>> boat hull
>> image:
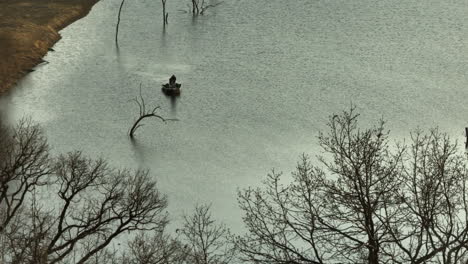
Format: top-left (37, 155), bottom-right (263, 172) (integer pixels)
top-left (161, 83), bottom-right (181, 96)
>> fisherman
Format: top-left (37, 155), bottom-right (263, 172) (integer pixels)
top-left (169, 75), bottom-right (176, 86)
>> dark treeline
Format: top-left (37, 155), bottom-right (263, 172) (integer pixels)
top-left (2, 108), bottom-right (468, 263)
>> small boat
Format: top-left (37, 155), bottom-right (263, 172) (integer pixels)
top-left (161, 83), bottom-right (181, 96)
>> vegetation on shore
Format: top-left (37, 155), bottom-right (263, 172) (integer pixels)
top-left (0, 0), bottom-right (99, 94)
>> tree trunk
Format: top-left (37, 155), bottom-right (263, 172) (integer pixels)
top-left (367, 241), bottom-right (379, 264)
top-left (162, 0), bottom-right (167, 25)
top-left (115, 0), bottom-right (126, 45)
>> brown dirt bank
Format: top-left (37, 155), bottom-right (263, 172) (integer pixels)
top-left (0, 0), bottom-right (99, 94)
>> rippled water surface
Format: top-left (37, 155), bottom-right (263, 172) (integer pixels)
top-left (2, 0), bottom-right (468, 229)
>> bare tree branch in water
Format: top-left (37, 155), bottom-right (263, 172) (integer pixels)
top-left (162, 0), bottom-right (169, 25)
top-left (191, 0), bottom-right (199, 14)
top-left (129, 84), bottom-right (177, 138)
top-left (236, 107), bottom-right (468, 264)
top-left (115, 0), bottom-right (126, 46)
top-left (200, 1), bottom-right (223, 15)
top-left (190, 0), bottom-right (223, 15)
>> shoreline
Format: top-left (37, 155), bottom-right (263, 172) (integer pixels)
top-left (0, 0), bottom-right (100, 95)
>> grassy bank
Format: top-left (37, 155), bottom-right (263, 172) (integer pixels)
top-left (0, 0), bottom-right (99, 94)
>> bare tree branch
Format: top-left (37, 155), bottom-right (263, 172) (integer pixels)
top-left (180, 204), bottom-right (237, 264)
top-left (236, 108), bottom-right (468, 264)
top-left (129, 85), bottom-right (177, 138)
top-left (0, 120), bottom-right (169, 263)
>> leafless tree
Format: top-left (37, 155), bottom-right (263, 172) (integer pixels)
top-left (180, 204), bottom-right (236, 264)
top-left (119, 231), bottom-right (187, 264)
top-left (382, 130), bottom-right (468, 263)
top-left (0, 119), bottom-right (170, 264)
top-left (0, 118), bottom-right (50, 234)
top-left (47, 153), bottom-right (168, 264)
top-left (129, 85), bottom-right (177, 138)
top-left (108, 204), bottom-right (235, 264)
top-left (2, 191), bottom-right (54, 264)
top-left (236, 107), bottom-right (468, 264)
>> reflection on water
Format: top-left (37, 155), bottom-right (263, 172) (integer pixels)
top-left (168, 95), bottom-right (179, 114)
top-left (129, 137), bottom-right (152, 168)
top-left (1, 0), bottom-right (468, 231)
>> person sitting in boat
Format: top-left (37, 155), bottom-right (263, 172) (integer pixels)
top-left (169, 75), bottom-right (176, 86)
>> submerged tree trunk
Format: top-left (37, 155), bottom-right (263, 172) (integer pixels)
top-left (115, 0), bottom-right (126, 45)
top-left (191, 0), bottom-right (199, 14)
top-left (162, 0), bottom-right (168, 25)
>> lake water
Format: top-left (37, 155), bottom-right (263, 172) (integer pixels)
top-left (1, 0), bottom-right (468, 231)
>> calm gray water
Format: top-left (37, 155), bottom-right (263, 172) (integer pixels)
top-left (1, 0), bottom-right (468, 230)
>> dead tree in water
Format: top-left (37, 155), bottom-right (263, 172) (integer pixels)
top-left (115, 0), bottom-right (126, 45)
top-left (129, 85), bottom-right (177, 138)
top-left (191, 0), bottom-right (199, 14)
top-left (200, 0), bottom-right (223, 15)
top-left (162, 0), bottom-right (169, 25)
top-left (190, 0), bottom-right (223, 15)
